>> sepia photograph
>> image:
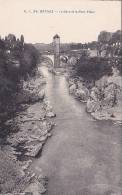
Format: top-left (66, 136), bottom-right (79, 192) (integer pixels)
top-left (0, 0), bottom-right (121, 194)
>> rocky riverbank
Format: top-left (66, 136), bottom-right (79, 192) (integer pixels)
top-left (67, 68), bottom-right (122, 122)
top-left (0, 69), bottom-right (56, 194)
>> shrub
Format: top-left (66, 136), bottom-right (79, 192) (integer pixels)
top-left (75, 57), bottom-right (113, 81)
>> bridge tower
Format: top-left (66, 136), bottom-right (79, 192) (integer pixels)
top-left (53, 34), bottom-right (60, 68)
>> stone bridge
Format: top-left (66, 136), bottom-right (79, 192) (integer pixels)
top-left (40, 52), bottom-right (81, 68)
top-left (39, 35), bottom-right (84, 67)
top-left (39, 34), bottom-right (60, 68)
top-left (40, 54), bottom-right (54, 67)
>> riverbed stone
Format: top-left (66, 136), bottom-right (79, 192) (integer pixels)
top-left (25, 143), bottom-right (43, 157)
top-left (39, 135), bottom-right (48, 142)
top-left (86, 99), bottom-right (101, 113)
top-left (47, 133), bottom-right (52, 137)
top-left (75, 88), bottom-right (89, 102)
top-left (46, 111), bottom-right (56, 118)
top-left (24, 180), bottom-right (46, 195)
top-left (69, 84), bottom-right (76, 94)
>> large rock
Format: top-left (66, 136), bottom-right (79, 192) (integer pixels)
top-left (24, 180), bottom-right (46, 195)
top-left (69, 84), bottom-right (77, 94)
top-left (46, 111), bottom-right (56, 118)
top-left (46, 104), bottom-right (53, 112)
top-left (103, 83), bottom-right (120, 107)
top-left (25, 143), bottom-right (43, 157)
top-left (77, 81), bottom-right (84, 89)
top-left (75, 89), bottom-right (86, 101)
top-left (87, 78), bottom-right (122, 121)
top-left (75, 84), bottom-right (89, 101)
top-left (90, 87), bottom-right (100, 101)
top-left (86, 99), bottom-right (101, 113)
top-left (68, 79), bottom-right (75, 87)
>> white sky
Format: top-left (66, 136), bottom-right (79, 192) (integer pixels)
top-left (0, 0), bottom-right (121, 43)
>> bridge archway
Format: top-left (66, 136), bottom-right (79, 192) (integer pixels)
top-left (39, 55), bottom-right (54, 67)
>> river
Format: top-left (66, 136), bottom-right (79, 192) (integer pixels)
top-left (33, 66), bottom-right (121, 195)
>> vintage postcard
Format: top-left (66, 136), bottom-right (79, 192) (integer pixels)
top-left (0, 0), bottom-right (121, 194)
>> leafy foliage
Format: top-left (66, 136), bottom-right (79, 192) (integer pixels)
top-left (0, 34), bottom-right (39, 114)
top-left (98, 30), bottom-right (122, 44)
top-left (116, 58), bottom-right (122, 75)
top-left (75, 57), bottom-right (113, 81)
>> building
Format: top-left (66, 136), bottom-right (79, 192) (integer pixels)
top-left (53, 34), bottom-right (60, 67)
top-left (88, 49), bottom-right (99, 57)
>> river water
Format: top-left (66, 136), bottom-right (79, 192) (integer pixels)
top-left (34, 66), bottom-right (121, 195)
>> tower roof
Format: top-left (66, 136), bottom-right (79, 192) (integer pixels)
top-left (53, 34), bottom-right (60, 39)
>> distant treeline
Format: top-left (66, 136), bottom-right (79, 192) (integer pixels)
top-left (74, 31), bottom-right (122, 80)
top-left (34, 30), bottom-right (122, 54)
top-left (0, 34), bottom-right (39, 115)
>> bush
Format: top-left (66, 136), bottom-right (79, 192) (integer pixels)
top-left (19, 44), bottom-right (39, 76)
top-left (75, 57), bottom-right (113, 81)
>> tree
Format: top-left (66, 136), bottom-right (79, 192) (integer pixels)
top-left (0, 39), bottom-right (5, 50)
top-left (20, 35), bottom-right (24, 44)
top-left (98, 31), bottom-right (112, 43)
top-left (75, 57), bottom-right (113, 81)
top-left (111, 30), bottom-right (122, 43)
top-left (7, 34), bottom-right (16, 42)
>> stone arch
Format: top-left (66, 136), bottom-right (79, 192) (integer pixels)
top-left (39, 55), bottom-right (54, 66)
top-left (60, 55), bottom-right (69, 63)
